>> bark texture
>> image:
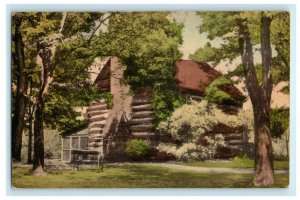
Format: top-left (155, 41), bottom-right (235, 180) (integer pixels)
top-left (12, 16), bottom-right (26, 161)
top-left (238, 15), bottom-right (274, 186)
top-left (32, 13), bottom-right (67, 175)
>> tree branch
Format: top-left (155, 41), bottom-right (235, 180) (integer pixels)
top-left (261, 15), bottom-right (273, 104)
top-left (237, 19), bottom-right (262, 104)
top-left (59, 12), bottom-right (68, 35)
top-left (87, 13), bottom-right (114, 44)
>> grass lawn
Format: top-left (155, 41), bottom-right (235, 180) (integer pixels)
top-left (178, 158), bottom-right (289, 170)
top-left (12, 164), bottom-right (289, 188)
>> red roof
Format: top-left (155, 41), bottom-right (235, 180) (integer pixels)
top-left (175, 60), bottom-right (244, 101)
top-left (175, 60), bottom-right (220, 95)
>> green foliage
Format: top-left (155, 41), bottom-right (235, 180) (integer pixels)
top-left (280, 86), bottom-right (289, 94)
top-left (189, 42), bottom-right (226, 66)
top-left (152, 90), bottom-right (185, 124)
top-left (103, 12), bottom-right (184, 123)
top-left (125, 139), bottom-right (150, 161)
top-left (12, 12), bottom-right (111, 133)
top-left (270, 108), bottom-right (289, 138)
top-left (194, 11), bottom-right (289, 86)
top-left (99, 92), bottom-right (113, 109)
top-left (204, 77), bottom-right (235, 104)
top-left (44, 84), bottom-right (102, 132)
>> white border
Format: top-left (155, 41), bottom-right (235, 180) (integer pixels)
top-left (1, 1), bottom-right (298, 200)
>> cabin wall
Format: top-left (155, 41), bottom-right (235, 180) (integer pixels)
top-left (87, 101), bottom-right (109, 153)
top-left (101, 57), bottom-right (132, 161)
top-left (90, 57), bottom-right (247, 161)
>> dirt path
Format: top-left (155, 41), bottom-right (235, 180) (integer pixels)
top-left (13, 160), bottom-right (288, 174)
top-left (109, 162), bottom-right (288, 174)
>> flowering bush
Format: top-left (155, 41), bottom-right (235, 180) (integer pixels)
top-left (157, 134), bottom-right (226, 161)
top-left (158, 100), bottom-right (244, 142)
top-left (156, 100), bottom-right (255, 161)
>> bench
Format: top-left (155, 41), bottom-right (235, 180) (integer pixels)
top-left (71, 150), bottom-right (104, 172)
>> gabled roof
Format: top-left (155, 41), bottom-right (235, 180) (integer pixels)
top-left (175, 60), bottom-right (220, 95)
top-left (174, 60), bottom-right (244, 104)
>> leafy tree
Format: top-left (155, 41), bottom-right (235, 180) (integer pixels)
top-left (12, 12), bottom-right (112, 175)
top-left (204, 76), bottom-right (245, 105)
top-left (102, 12), bottom-right (185, 122)
top-left (191, 11), bottom-right (290, 186)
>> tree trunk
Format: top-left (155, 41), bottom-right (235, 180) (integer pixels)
top-left (252, 103), bottom-right (274, 186)
top-left (27, 117), bottom-right (33, 164)
top-left (32, 94), bottom-right (46, 176)
top-left (238, 15), bottom-right (274, 186)
top-left (12, 16), bottom-right (26, 161)
top-left (27, 79), bottom-right (34, 164)
top-left (253, 15), bottom-right (274, 186)
top-left (32, 13), bottom-right (67, 175)
top-left (32, 43), bottom-right (52, 175)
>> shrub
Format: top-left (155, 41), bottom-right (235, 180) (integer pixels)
top-left (157, 134), bottom-right (226, 161)
top-left (125, 139), bottom-right (150, 161)
top-left (157, 100), bottom-right (244, 143)
top-left (270, 108), bottom-right (289, 138)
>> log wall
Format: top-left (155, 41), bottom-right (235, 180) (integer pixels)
top-left (87, 101), bottom-right (109, 153)
top-left (130, 92), bottom-right (156, 142)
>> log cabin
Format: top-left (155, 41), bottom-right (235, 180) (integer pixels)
top-left (61, 57), bottom-right (247, 162)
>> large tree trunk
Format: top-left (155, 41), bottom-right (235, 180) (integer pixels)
top-left (32, 12), bottom-right (67, 175)
top-left (32, 93), bottom-right (47, 175)
top-left (32, 47), bottom-right (51, 176)
top-left (253, 16), bottom-right (274, 186)
top-left (12, 16), bottom-right (26, 161)
top-left (253, 104), bottom-right (274, 186)
top-left (32, 94), bottom-right (46, 176)
top-left (239, 15), bottom-right (274, 186)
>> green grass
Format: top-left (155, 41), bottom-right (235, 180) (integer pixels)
top-left (178, 159), bottom-right (289, 170)
top-left (12, 165), bottom-right (288, 188)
